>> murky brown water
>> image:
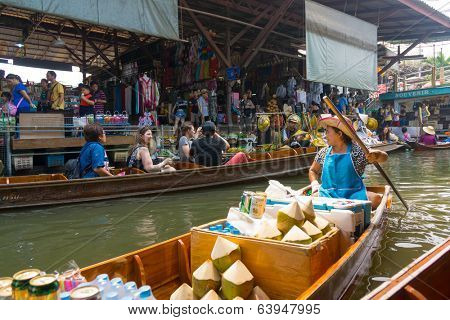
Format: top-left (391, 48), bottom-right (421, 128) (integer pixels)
top-left (0, 150), bottom-right (449, 298)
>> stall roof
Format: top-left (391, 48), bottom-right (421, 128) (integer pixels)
top-left (0, 0), bottom-right (449, 72)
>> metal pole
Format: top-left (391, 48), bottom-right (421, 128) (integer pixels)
top-left (5, 128), bottom-right (12, 176)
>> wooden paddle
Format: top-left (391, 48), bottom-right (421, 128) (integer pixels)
top-left (323, 96), bottom-right (409, 210)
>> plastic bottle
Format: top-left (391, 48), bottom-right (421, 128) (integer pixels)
top-left (124, 281), bottom-right (137, 293)
top-left (110, 277), bottom-right (123, 286)
top-left (138, 285), bottom-right (156, 300)
top-left (60, 292), bottom-right (71, 300)
top-left (105, 291), bottom-right (119, 300)
top-left (121, 296), bottom-right (134, 300)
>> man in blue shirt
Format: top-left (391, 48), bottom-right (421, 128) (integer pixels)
top-left (79, 123), bottom-right (112, 178)
top-left (337, 94), bottom-right (348, 114)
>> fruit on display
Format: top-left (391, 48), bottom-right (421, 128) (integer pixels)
top-left (248, 286), bottom-right (270, 300)
top-left (277, 201), bottom-right (305, 234)
top-left (200, 290), bottom-right (221, 300)
top-left (266, 95), bottom-right (279, 114)
top-left (257, 115), bottom-right (270, 132)
top-left (301, 221), bottom-right (323, 241)
top-left (281, 225), bottom-right (312, 245)
top-left (192, 260), bottom-right (221, 298)
top-left (313, 216), bottom-right (331, 235)
top-left (170, 283), bottom-right (195, 300)
top-left (221, 260), bottom-right (254, 300)
top-left (211, 237), bottom-right (242, 273)
top-left (300, 198), bottom-right (316, 221)
top-left (255, 220), bottom-right (282, 240)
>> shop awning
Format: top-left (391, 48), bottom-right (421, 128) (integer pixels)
top-left (1, 0), bottom-right (179, 40)
top-left (305, 0), bottom-right (378, 91)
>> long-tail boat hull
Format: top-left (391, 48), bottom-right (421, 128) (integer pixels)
top-left (80, 185), bottom-right (391, 300)
top-left (408, 141), bottom-right (450, 151)
top-left (0, 149), bottom-right (316, 211)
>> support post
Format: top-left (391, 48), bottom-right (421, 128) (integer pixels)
top-left (431, 66), bottom-right (436, 87)
top-left (225, 13), bottom-right (233, 129)
top-left (82, 27), bottom-right (86, 82)
top-left (113, 30), bottom-right (120, 79)
top-left (241, 0), bottom-right (295, 68)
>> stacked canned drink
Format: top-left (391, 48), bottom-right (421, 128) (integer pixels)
top-left (239, 191), bottom-right (267, 219)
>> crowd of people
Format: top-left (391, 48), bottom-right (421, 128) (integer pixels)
top-left (1, 70), bottom-right (107, 120)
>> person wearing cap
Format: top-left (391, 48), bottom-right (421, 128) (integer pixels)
top-left (419, 126), bottom-right (437, 145)
top-left (190, 121), bottom-right (248, 167)
top-left (283, 114), bottom-right (310, 147)
top-left (308, 115), bottom-right (388, 208)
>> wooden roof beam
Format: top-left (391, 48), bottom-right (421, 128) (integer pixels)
top-left (69, 20), bottom-right (117, 74)
top-left (379, 31), bottom-right (434, 74)
top-left (241, 0), bottom-right (295, 68)
top-left (40, 24), bottom-right (83, 65)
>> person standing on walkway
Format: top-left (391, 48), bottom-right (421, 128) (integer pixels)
top-left (90, 81), bottom-right (107, 115)
top-left (47, 70), bottom-right (65, 113)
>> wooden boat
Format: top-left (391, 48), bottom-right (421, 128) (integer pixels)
top-left (80, 185), bottom-right (392, 300)
top-left (407, 141), bottom-right (450, 151)
top-left (371, 142), bottom-right (406, 153)
top-left (364, 238), bottom-right (449, 300)
top-left (0, 147), bottom-right (317, 211)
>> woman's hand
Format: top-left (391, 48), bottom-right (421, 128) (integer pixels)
top-left (367, 149), bottom-right (388, 164)
top-left (163, 158), bottom-right (173, 166)
top-left (311, 180), bottom-right (321, 194)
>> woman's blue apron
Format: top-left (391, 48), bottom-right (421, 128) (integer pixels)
top-left (319, 145), bottom-right (368, 200)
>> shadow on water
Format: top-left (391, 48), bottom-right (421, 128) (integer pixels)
top-left (0, 150), bottom-right (449, 299)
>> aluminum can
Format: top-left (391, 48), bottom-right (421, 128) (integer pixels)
top-left (11, 269), bottom-right (40, 300)
top-left (28, 275), bottom-right (59, 300)
top-left (70, 285), bottom-right (101, 300)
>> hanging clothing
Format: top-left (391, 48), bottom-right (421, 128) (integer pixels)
top-left (114, 85), bottom-right (121, 113)
top-left (287, 77), bottom-right (297, 97)
top-left (135, 81), bottom-right (140, 115)
top-left (276, 85), bottom-right (287, 99)
top-left (319, 145), bottom-right (368, 200)
top-left (124, 85), bottom-right (133, 115)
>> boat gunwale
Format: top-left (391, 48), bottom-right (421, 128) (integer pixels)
top-left (363, 238), bottom-right (449, 300)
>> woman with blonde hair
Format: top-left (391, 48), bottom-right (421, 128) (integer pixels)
top-left (127, 126), bottom-right (175, 173)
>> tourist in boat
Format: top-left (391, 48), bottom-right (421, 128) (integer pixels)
top-left (401, 127), bottom-right (412, 142)
top-left (379, 126), bottom-right (399, 143)
top-left (79, 123), bottom-right (113, 178)
top-left (190, 121), bottom-right (248, 167)
top-left (308, 115), bottom-right (388, 208)
top-left (178, 122), bottom-right (196, 162)
top-left (419, 126), bottom-right (437, 146)
top-left (128, 126), bottom-right (175, 173)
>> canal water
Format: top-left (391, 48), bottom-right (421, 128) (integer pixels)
top-left (0, 150), bottom-right (449, 299)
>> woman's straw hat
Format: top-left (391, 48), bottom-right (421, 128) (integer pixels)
top-left (319, 114), bottom-right (354, 139)
top-left (423, 126), bottom-right (435, 135)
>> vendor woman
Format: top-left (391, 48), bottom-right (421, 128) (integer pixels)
top-left (308, 115), bottom-right (388, 208)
